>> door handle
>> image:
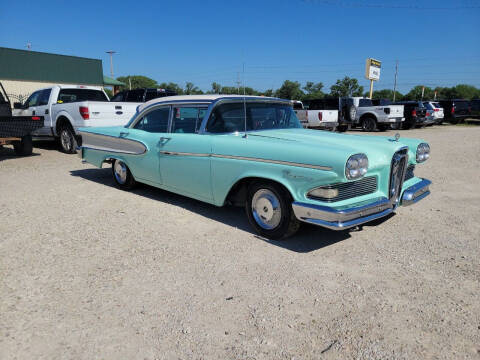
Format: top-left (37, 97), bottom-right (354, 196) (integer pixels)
top-left (116, 111), bottom-right (123, 115)
top-left (32, 110), bottom-right (35, 115)
top-left (119, 131), bottom-right (129, 137)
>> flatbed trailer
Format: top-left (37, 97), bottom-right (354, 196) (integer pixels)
top-left (0, 82), bottom-right (44, 156)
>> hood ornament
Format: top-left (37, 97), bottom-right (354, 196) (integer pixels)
top-left (389, 133), bottom-right (401, 142)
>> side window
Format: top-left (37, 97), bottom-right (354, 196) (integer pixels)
top-left (134, 107), bottom-right (170, 133)
top-left (24, 91), bottom-right (41, 108)
top-left (207, 103), bottom-right (245, 133)
top-left (171, 107), bottom-right (205, 134)
top-left (38, 89), bottom-right (51, 106)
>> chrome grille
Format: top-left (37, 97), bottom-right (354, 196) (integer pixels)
top-left (308, 176), bottom-right (377, 202)
top-left (389, 148), bottom-right (409, 205)
top-left (405, 164), bottom-right (415, 181)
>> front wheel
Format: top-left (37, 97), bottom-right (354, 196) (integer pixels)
top-left (362, 117), bottom-right (377, 132)
top-left (112, 159), bottom-right (137, 190)
top-left (59, 126), bottom-right (77, 154)
top-left (245, 182), bottom-right (300, 240)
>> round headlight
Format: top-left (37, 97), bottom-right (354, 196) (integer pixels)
top-left (345, 153), bottom-right (368, 180)
top-left (416, 143), bottom-right (430, 163)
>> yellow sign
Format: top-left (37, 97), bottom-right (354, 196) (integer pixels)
top-left (365, 58), bottom-right (381, 81)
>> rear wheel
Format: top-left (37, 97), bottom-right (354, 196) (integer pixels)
top-left (13, 135), bottom-right (33, 156)
top-left (112, 159), bottom-right (137, 190)
top-left (362, 117), bottom-right (377, 132)
top-left (59, 126), bottom-right (77, 154)
top-left (245, 182), bottom-right (300, 240)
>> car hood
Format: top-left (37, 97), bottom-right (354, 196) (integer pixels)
top-left (224, 128), bottom-right (425, 176)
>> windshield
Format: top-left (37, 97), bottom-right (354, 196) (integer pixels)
top-left (207, 102), bottom-right (302, 133)
top-left (423, 102), bottom-right (434, 110)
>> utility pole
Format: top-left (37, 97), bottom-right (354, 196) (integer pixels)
top-left (106, 51), bottom-right (116, 78)
top-left (393, 60), bottom-right (398, 101)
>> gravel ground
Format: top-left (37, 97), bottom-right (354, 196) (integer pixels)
top-left (1, 125), bottom-right (479, 359)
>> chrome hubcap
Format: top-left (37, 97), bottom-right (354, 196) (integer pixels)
top-left (114, 161), bottom-right (127, 184)
top-left (251, 189), bottom-right (282, 230)
top-left (61, 130), bottom-right (71, 150)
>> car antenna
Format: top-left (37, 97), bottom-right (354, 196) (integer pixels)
top-left (242, 62), bottom-right (247, 138)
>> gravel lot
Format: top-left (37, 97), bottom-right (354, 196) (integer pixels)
top-left (1, 125), bottom-right (479, 359)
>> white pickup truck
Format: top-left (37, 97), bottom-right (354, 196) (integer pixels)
top-left (292, 100), bottom-right (338, 130)
top-left (13, 85), bottom-right (139, 153)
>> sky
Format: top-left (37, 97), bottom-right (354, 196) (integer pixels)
top-left (1, 0), bottom-right (479, 94)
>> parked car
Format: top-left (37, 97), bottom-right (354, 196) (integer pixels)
top-left (437, 99), bottom-right (471, 124)
top-left (423, 101), bottom-right (444, 124)
top-left (470, 99), bottom-right (480, 119)
top-left (78, 95), bottom-right (432, 239)
top-left (110, 88), bottom-right (177, 102)
top-left (340, 97), bottom-right (404, 132)
top-left (0, 82), bottom-right (44, 156)
top-left (391, 101), bottom-right (434, 129)
top-left (13, 85), bottom-right (139, 153)
top-left (293, 99), bottom-right (338, 130)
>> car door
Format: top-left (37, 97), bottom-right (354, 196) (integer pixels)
top-left (159, 106), bottom-right (213, 202)
top-left (19, 90), bottom-right (41, 117)
top-left (124, 106), bottom-right (171, 185)
top-left (33, 89), bottom-right (53, 135)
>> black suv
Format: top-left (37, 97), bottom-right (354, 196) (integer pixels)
top-left (470, 99), bottom-right (480, 119)
top-left (392, 101), bottom-right (431, 129)
top-left (437, 99), bottom-right (471, 124)
top-left (111, 88), bottom-right (177, 102)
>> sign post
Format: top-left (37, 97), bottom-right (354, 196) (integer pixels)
top-left (365, 58), bottom-right (381, 99)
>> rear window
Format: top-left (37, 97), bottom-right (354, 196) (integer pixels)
top-left (126, 90), bottom-right (144, 102)
top-left (57, 89), bottom-right (108, 103)
top-left (292, 102), bottom-right (303, 110)
top-left (432, 102), bottom-right (442, 108)
top-left (358, 99), bottom-right (373, 107)
top-left (455, 101), bottom-right (469, 109)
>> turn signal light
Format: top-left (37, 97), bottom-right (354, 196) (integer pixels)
top-left (79, 106), bottom-right (90, 120)
top-left (412, 109), bottom-right (417, 117)
top-left (318, 112), bottom-right (323, 121)
top-left (31, 116), bottom-right (40, 121)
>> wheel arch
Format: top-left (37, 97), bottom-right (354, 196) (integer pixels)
top-left (223, 175), bottom-right (295, 207)
top-left (359, 112), bottom-right (378, 122)
top-left (55, 113), bottom-right (74, 136)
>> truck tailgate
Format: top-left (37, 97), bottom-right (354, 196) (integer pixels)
top-left (387, 105), bottom-right (404, 119)
top-left (84, 102), bottom-right (140, 127)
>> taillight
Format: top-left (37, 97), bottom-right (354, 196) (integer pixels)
top-left (79, 106), bottom-right (89, 120)
top-left (412, 109), bottom-right (417, 117)
top-left (468, 106), bottom-right (472, 113)
top-left (31, 116), bottom-right (40, 121)
top-left (451, 107), bottom-right (455, 114)
top-left (434, 108), bottom-right (439, 112)
top-left (426, 111), bottom-right (431, 116)
top-left (318, 112), bottom-right (323, 121)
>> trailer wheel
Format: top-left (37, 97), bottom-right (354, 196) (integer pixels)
top-left (13, 135), bottom-right (33, 156)
top-left (59, 126), bottom-right (77, 154)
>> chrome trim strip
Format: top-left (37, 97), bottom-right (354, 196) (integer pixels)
top-left (81, 145), bottom-right (145, 155)
top-left (159, 150), bottom-right (332, 171)
top-left (401, 178), bottom-right (431, 206)
top-left (212, 154), bottom-right (332, 171)
top-left (292, 197), bottom-right (393, 230)
top-left (79, 131), bottom-right (147, 155)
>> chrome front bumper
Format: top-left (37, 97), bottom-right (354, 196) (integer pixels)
top-left (292, 178), bottom-right (431, 230)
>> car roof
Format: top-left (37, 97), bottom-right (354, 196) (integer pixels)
top-left (137, 94), bottom-right (286, 112)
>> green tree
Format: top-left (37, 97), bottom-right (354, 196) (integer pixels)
top-left (330, 77), bottom-right (364, 97)
top-left (158, 82), bottom-right (184, 95)
top-left (404, 85), bottom-right (434, 100)
top-left (184, 82), bottom-right (203, 95)
top-left (275, 80), bottom-right (304, 100)
top-left (452, 84), bottom-right (480, 100)
top-left (263, 89), bottom-right (274, 97)
top-left (209, 82), bottom-right (222, 94)
top-left (302, 81), bottom-right (324, 100)
top-left (371, 89), bottom-right (403, 101)
top-left (116, 75), bottom-right (158, 91)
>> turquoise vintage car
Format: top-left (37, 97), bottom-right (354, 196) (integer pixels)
top-left (78, 95), bottom-right (431, 239)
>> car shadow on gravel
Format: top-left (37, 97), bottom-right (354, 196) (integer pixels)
top-left (70, 167), bottom-right (391, 253)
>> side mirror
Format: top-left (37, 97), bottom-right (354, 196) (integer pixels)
top-left (13, 102), bottom-right (23, 109)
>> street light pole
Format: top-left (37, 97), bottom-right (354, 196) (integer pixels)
top-left (393, 60), bottom-right (398, 101)
top-left (106, 51), bottom-right (116, 78)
